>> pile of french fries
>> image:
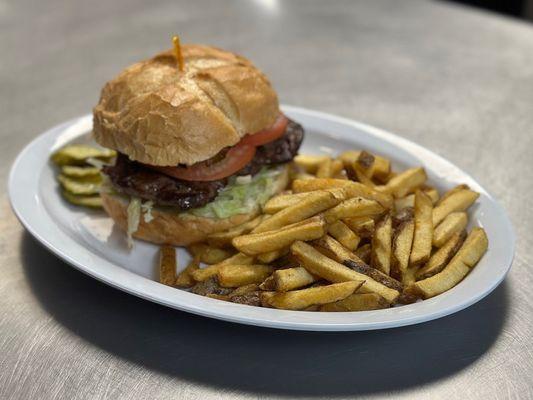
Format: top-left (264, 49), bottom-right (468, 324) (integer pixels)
top-left (159, 150), bottom-right (488, 312)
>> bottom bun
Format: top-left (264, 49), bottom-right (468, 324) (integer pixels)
top-left (101, 164), bottom-right (289, 246)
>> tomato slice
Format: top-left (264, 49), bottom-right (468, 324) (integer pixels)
top-left (239, 114), bottom-right (289, 147)
top-left (153, 142), bottom-right (256, 181)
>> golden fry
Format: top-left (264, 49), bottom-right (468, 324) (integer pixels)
top-left (188, 243), bottom-right (234, 264)
top-left (371, 213), bottom-right (392, 275)
top-left (354, 243), bottom-right (372, 264)
top-left (217, 264), bottom-right (274, 287)
top-left (320, 293), bottom-right (389, 312)
top-left (343, 216), bottom-right (375, 238)
top-left (175, 256), bottom-right (200, 288)
top-left (159, 246), bottom-right (177, 286)
top-left (409, 190), bottom-right (434, 267)
top-left (292, 179), bottom-right (393, 208)
top-left (271, 267), bottom-right (318, 292)
top-left (385, 167), bottom-right (427, 198)
top-left (253, 191), bottom-right (341, 233)
top-left (207, 215), bottom-right (265, 247)
top-left (233, 216), bottom-right (326, 255)
top-left (417, 231), bottom-right (466, 279)
top-left (433, 212), bottom-right (468, 247)
top-left (267, 281), bottom-right (363, 310)
top-left (437, 184), bottom-right (469, 205)
top-left (327, 220), bottom-right (360, 250)
top-left (190, 252), bottom-right (254, 282)
top-left (291, 241), bottom-right (400, 303)
top-left (433, 189), bottom-right (479, 226)
top-left (410, 228), bottom-right (488, 298)
top-left (294, 154), bottom-right (329, 173)
top-left (338, 150), bottom-right (390, 181)
top-left (263, 192), bottom-right (314, 214)
top-left (391, 218), bottom-right (415, 280)
top-left (256, 248), bottom-right (289, 264)
top-left (323, 197), bottom-right (384, 223)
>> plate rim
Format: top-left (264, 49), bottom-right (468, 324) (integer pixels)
top-left (8, 105), bottom-right (516, 331)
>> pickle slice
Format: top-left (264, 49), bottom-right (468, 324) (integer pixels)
top-left (61, 165), bottom-right (101, 178)
top-left (51, 145), bottom-right (115, 166)
top-left (58, 174), bottom-right (100, 195)
top-left (62, 191), bottom-right (103, 208)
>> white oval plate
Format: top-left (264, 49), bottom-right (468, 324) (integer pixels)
top-left (8, 106), bottom-right (515, 331)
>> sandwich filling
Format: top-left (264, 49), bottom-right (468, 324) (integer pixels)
top-left (103, 117), bottom-right (304, 215)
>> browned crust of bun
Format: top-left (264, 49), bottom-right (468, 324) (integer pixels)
top-left (101, 164), bottom-right (289, 246)
top-left (101, 191), bottom-right (258, 246)
top-left (93, 45), bottom-right (279, 166)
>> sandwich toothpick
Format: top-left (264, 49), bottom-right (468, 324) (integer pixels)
top-left (172, 35), bottom-right (184, 72)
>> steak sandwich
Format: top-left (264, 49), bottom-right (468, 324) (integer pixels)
top-left (93, 44), bottom-right (304, 246)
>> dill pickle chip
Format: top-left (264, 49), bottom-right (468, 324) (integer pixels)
top-left (61, 165), bottom-right (101, 178)
top-left (62, 191), bottom-right (103, 208)
top-left (51, 145), bottom-right (115, 166)
top-left (58, 174), bottom-right (101, 195)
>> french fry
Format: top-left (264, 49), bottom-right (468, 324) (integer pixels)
top-left (159, 246), bottom-right (177, 286)
top-left (409, 228), bottom-right (488, 298)
top-left (327, 220), bottom-right (360, 250)
top-left (433, 212), bottom-right (468, 247)
top-left (253, 191), bottom-right (341, 233)
top-left (433, 189), bottom-right (479, 226)
top-left (207, 215), bottom-right (265, 247)
top-left (343, 216), bottom-right (375, 238)
top-left (291, 241), bottom-right (400, 303)
top-left (175, 256), bottom-right (200, 288)
top-left (316, 234), bottom-right (402, 292)
top-left (206, 294), bottom-right (230, 301)
top-left (391, 217), bottom-right (414, 280)
top-left (316, 158), bottom-right (343, 178)
top-left (190, 252), bottom-right (254, 282)
top-left (263, 192), bottom-right (313, 213)
top-left (384, 167), bottom-right (427, 198)
top-left (230, 283), bottom-right (260, 297)
top-left (371, 213), bottom-right (392, 275)
top-left (191, 277), bottom-right (233, 296)
top-left (437, 184), bottom-right (469, 206)
top-left (256, 248), bottom-right (289, 264)
top-left (356, 151), bottom-right (375, 177)
top-left (266, 281), bottom-right (363, 310)
top-left (320, 293), bottom-right (389, 312)
top-left (409, 190), bottom-right (434, 267)
top-left (351, 162), bottom-right (377, 188)
top-left (402, 266), bottom-right (418, 286)
top-left (294, 154), bottom-right (329, 173)
top-left (395, 188), bottom-right (439, 210)
top-left (233, 216), bottom-right (326, 255)
top-left (343, 260), bottom-right (403, 292)
top-left (338, 151), bottom-right (390, 181)
top-left (217, 264), bottom-right (274, 287)
top-left (417, 231), bottom-right (466, 279)
top-left (354, 243), bottom-right (372, 264)
top-left (188, 243), bottom-right (234, 264)
top-left (292, 179), bottom-right (393, 208)
top-left (269, 267), bottom-right (318, 292)
top-left (323, 197), bottom-right (384, 223)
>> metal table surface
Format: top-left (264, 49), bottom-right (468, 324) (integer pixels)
top-left (1, 0), bottom-right (532, 399)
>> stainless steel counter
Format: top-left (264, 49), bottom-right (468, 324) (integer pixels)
top-left (1, 0), bottom-right (532, 398)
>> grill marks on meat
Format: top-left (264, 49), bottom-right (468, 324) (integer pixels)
top-left (104, 119), bottom-right (304, 210)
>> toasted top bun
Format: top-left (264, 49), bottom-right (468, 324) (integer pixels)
top-left (93, 45), bottom-right (279, 167)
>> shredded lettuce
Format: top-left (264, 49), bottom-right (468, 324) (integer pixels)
top-left (188, 166), bottom-right (286, 219)
top-left (126, 197), bottom-right (142, 248)
top-left (141, 200), bottom-right (154, 223)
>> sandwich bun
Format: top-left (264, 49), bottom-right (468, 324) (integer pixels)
top-left (93, 45), bottom-right (279, 167)
top-left (101, 164), bottom-right (290, 246)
